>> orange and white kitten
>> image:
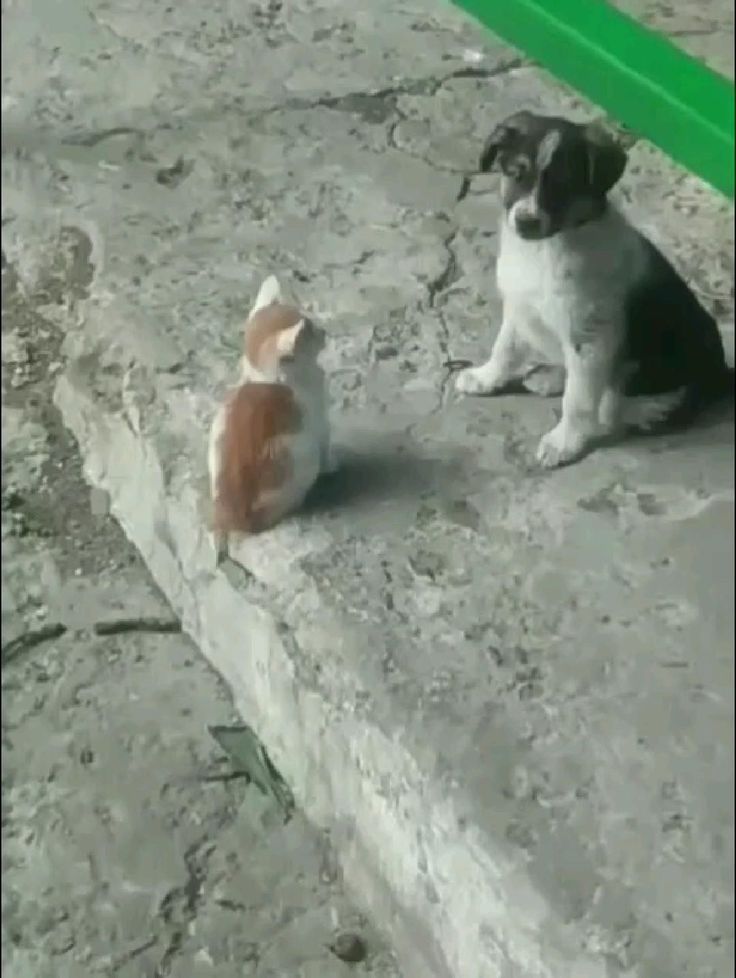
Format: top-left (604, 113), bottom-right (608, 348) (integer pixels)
top-left (208, 275), bottom-right (334, 557)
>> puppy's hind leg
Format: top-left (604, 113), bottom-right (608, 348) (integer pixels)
top-left (522, 364), bottom-right (566, 397)
top-left (598, 361), bottom-right (661, 437)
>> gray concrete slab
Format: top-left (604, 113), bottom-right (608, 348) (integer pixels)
top-left (2, 1), bottom-right (734, 977)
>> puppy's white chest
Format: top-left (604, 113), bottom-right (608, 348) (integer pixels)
top-left (496, 214), bottom-right (642, 333)
top-left (496, 233), bottom-right (580, 362)
top-left (497, 231), bottom-right (576, 317)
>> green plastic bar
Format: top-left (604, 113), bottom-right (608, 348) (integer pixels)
top-left (451, 0), bottom-right (735, 199)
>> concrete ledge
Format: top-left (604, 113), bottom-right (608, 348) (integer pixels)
top-left (53, 276), bottom-right (734, 978)
top-left (57, 366), bottom-right (588, 978)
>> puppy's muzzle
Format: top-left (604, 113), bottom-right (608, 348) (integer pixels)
top-left (514, 213), bottom-right (544, 238)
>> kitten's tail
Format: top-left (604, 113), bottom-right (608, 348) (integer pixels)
top-left (205, 491), bottom-right (230, 566)
top-left (212, 528), bottom-right (228, 567)
top-left (621, 366), bottom-right (734, 433)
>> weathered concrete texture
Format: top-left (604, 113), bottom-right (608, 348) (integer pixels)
top-left (2, 0), bottom-right (734, 976)
top-left (611, 0), bottom-right (735, 80)
top-left (1, 268), bottom-right (403, 977)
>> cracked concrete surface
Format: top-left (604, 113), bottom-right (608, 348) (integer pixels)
top-left (2, 0), bottom-right (734, 977)
top-left (611, 0), bottom-right (734, 79)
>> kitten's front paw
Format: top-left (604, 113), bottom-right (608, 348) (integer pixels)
top-left (455, 366), bottom-right (503, 396)
top-left (535, 422), bottom-right (588, 469)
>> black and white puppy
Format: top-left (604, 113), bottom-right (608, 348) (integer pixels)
top-left (455, 111), bottom-right (732, 468)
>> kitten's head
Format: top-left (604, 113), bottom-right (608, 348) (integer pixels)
top-left (478, 111), bottom-right (627, 240)
top-left (242, 275), bottom-right (325, 379)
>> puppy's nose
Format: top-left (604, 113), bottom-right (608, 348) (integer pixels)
top-left (515, 213), bottom-right (542, 236)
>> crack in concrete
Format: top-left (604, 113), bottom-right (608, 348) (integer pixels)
top-left (254, 55), bottom-right (528, 130)
top-left (214, 896), bottom-right (248, 912)
top-left (109, 936), bottom-right (159, 970)
top-left (456, 175), bottom-right (472, 203)
top-left (1, 616), bottom-right (183, 667)
top-left (155, 837), bottom-right (217, 976)
top-left (61, 126), bottom-right (143, 148)
top-left (426, 227), bottom-right (461, 310)
top-left (377, 62), bottom-right (502, 422)
top-left (289, 57), bottom-right (528, 114)
top-left (384, 61), bottom-right (528, 178)
top-left (413, 179), bottom-right (473, 421)
top-left (93, 616), bottom-right (182, 636)
top-left (1, 623), bottom-right (68, 664)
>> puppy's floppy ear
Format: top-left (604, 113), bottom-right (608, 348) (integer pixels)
top-left (583, 124), bottom-right (627, 196)
top-left (479, 124), bottom-right (508, 173)
top-left (249, 274), bottom-right (283, 319)
top-left (479, 111), bottom-right (533, 172)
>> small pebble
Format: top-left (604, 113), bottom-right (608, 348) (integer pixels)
top-left (329, 932), bottom-right (367, 964)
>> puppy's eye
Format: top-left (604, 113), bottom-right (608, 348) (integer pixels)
top-left (505, 161), bottom-right (529, 182)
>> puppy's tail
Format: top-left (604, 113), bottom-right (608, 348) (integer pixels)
top-left (621, 366), bottom-right (734, 433)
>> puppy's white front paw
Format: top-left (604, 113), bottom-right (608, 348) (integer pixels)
top-left (455, 366), bottom-right (502, 396)
top-left (535, 422), bottom-right (588, 469)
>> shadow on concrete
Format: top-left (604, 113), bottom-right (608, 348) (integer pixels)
top-left (303, 446), bottom-right (449, 516)
top-left (626, 389), bottom-right (735, 450)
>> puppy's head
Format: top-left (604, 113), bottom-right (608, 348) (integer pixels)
top-left (479, 112), bottom-right (627, 240)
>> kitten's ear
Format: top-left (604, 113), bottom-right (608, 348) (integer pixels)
top-left (276, 319), bottom-right (306, 358)
top-left (249, 274), bottom-right (283, 319)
